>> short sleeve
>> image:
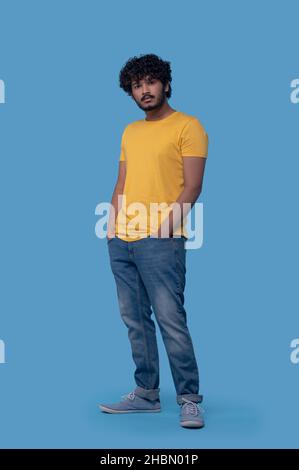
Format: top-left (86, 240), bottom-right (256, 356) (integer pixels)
top-left (180, 118), bottom-right (209, 158)
top-left (119, 128), bottom-right (127, 162)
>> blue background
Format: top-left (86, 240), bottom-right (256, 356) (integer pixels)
top-left (0, 0), bottom-right (298, 448)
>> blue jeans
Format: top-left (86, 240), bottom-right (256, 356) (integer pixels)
top-left (107, 235), bottom-right (203, 405)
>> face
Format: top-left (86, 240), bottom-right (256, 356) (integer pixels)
top-left (131, 75), bottom-right (169, 111)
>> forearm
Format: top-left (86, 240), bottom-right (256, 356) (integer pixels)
top-left (107, 184), bottom-right (125, 237)
top-left (158, 186), bottom-right (201, 237)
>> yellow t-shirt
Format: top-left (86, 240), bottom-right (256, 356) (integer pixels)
top-left (115, 110), bottom-right (208, 241)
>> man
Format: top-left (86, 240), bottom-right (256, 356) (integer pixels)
top-left (99, 54), bottom-right (209, 428)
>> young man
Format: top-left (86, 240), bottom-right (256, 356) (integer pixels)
top-left (99, 54), bottom-right (209, 428)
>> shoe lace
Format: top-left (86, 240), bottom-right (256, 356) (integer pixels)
top-left (121, 391), bottom-right (136, 401)
top-left (181, 398), bottom-right (205, 416)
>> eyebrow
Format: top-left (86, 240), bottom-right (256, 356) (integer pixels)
top-left (132, 76), bottom-right (154, 85)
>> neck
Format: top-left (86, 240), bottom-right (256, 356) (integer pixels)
top-left (144, 103), bottom-right (176, 121)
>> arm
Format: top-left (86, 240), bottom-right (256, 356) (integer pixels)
top-left (157, 156), bottom-right (207, 237)
top-left (107, 161), bottom-right (126, 239)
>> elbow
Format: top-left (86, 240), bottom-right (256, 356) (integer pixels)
top-left (186, 185), bottom-right (202, 201)
top-left (195, 185), bottom-right (202, 197)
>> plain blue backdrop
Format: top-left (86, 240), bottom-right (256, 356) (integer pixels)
top-left (0, 0), bottom-right (298, 448)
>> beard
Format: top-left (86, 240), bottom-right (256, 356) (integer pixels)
top-left (133, 88), bottom-right (167, 112)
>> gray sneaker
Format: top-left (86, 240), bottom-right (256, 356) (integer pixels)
top-left (99, 390), bottom-right (161, 414)
top-left (179, 397), bottom-right (205, 428)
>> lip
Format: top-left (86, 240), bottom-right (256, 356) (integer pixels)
top-left (143, 97), bottom-right (152, 102)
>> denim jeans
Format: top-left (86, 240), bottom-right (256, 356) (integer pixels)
top-left (107, 235), bottom-right (203, 405)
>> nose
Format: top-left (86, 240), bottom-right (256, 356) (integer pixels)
top-left (141, 83), bottom-right (150, 95)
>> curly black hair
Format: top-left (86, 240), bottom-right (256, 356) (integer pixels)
top-left (119, 53), bottom-right (172, 98)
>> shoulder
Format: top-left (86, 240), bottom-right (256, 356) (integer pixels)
top-left (177, 111), bottom-right (206, 129)
top-left (121, 119), bottom-right (141, 137)
top-left (176, 113), bottom-right (208, 142)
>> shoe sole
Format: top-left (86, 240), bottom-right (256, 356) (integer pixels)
top-left (180, 420), bottom-right (205, 428)
top-left (99, 405), bottom-right (161, 414)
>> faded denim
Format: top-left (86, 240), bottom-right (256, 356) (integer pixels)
top-left (107, 235), bottom-right (203, 405)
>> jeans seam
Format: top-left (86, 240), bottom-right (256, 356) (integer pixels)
top-left (135, 268), bottom-right (152, 388)
top-left (173, 240), bottom-right (182, 294)
top-left (173, 240), bottom-right (201, 394)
